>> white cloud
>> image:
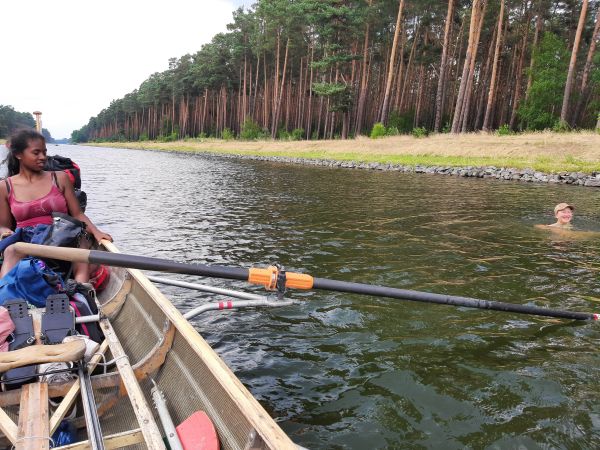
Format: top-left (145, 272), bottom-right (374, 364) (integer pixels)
top-left (1, 0), bottom-right (237, 138)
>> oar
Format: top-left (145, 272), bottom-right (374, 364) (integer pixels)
top-left (13, 242), bottom-right (599, 321)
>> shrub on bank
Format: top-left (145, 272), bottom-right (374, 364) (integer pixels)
top-left (411, 127), bottom-right (428, 138)
top-left (388, 110), bottom-right (415, 134)
top-left (221, 128), bottom-right (234, 140)
top-left (290, 128), bottom-right (305, 141)
top-left (159, 132), bottom-right (179, 142)
top-left (552, 120), bottom-right (571, 133)
top-left (240, 118), bottom-right (268, 140)
top-left (370, 122), bottom-right (387, 139)
top-left (496, 124), bottom-right (514, 136)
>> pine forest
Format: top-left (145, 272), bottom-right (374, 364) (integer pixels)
top-left (70, 0), bottom-right (600, 143)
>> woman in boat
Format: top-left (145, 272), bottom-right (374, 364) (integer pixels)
top-left (0, 128), bottom-right (112, 282)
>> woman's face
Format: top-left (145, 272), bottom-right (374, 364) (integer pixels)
top-left (555, 207), bottom-right (573, 225)
top-left (17, 138), bottom-right (47, 171)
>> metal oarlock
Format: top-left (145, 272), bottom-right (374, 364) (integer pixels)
top-left (183, 298), bottom-right (295, 320)
top-left (148, 276), bottom-right (268, 301)
top-left (147, 275), bottom-right (295, 321)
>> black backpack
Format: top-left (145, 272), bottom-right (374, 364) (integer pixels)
top-left (44, 155), bottom-right (87, 211)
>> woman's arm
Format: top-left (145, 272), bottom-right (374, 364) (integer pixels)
top-left (57, 172), bottom-right (113, 243)
top-left (0, 179), bottom-right (15, 237)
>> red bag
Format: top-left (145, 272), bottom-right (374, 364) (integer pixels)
top-left (89, 265), bottom-right (109, 292)
top-left (0, 307), bottom-right (15, 352)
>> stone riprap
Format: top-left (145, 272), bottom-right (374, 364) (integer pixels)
top-left (216, 153), bottom-right (600, 188)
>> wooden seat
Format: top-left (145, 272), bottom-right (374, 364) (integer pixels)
top-left (0, 340), bottom-right (85, 373)
top-left (16, 382), bottom-right (49, 450)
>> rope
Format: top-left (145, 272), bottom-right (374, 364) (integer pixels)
top-left (12, 436), bottom-right (55, 449)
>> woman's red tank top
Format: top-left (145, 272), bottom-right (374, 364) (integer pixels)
top-left (7, 173), bottom-right (69, 228)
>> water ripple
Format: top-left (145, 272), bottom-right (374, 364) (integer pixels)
top-left (48, 145), bottom-right (600, 449)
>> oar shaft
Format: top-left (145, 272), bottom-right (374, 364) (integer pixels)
top-left (12, 242), bottom-right (249, 281)
top-left (313, 278), bottom-right (596, 321)
top-left (89, 250), bottom-right (248, 281)
top-left (13, 242), bottom-right (597, 321)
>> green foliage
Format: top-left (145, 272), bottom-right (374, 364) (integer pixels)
top-left (279, 128), bottom-right (307, 140)
top-left (388, 111), bottom-right (415, 134)
top-left (552, 119), bottom-right (571, 133)
top-left (290, 128), bottom-right (304, 141)
top-left (370, 122), bottom-right (387, 139)
top-left (496, 124), bottom-right (514, 136)
top-left (411, 127), bottom-right (428, 138)
top-left (240, 117), bottom-right (267, 140)
top-left (139, 132), bottom-right (149, 141)
top-left (518, 33), bottom-right (569, 130)
top-left (0, 105), bottom-right (36, 138)
top-left (161, 118), bottom-right (175, 136)
top-left (221, 128), bottom-right (235, 140)
top-left (441, 122), bottom-right (451, 133)
top-left (69, 0), bottom-right (597, 142)
top-left (312, 82), bottom-right (352, 113)
top-left (159, 132), bottom-right (179, 142)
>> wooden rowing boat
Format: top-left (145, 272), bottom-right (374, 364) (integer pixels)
top-left (0, 241), bottom-right (297, 449)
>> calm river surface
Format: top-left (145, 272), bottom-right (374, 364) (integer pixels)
top-left (56, 144), bottom-right (600, 449)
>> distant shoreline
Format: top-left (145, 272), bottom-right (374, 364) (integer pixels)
top-left (84, 131), bottom-right (600, 187)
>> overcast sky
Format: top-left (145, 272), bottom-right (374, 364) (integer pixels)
top-left (1, 0), bottom-right (252, 139)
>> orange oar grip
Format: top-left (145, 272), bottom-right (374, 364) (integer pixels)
top-left (284, 272), bottom-right (313, 290)
top-left (248, 266), bottom-right (278, 290)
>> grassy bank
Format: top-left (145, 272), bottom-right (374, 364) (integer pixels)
top-left (82, 130), bottom-right (600, 174)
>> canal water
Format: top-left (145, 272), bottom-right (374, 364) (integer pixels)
top-left (53, 145), bottom-right (600, 448)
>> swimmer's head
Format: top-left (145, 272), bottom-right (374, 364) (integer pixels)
top-left (554, 203), bottom-right (574, 215)
top-left (554, 203), bottom-right (574, 226)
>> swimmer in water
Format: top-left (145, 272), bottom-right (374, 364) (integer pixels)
top-left (534, 203), bottom-right (575, 233)
top-left (548, 203), bottom-right (574, 229)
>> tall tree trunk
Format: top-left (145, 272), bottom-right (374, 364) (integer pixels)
top-left (525, 2), bottom-right (544, 100)
top-left (434, 0), bottom-right (455, 132)
top-left (355, 0), bottom-right (372, 135)
top-left (379, 0), bottom-right (405, 124)
top-left (272, 37), bottom-right (290, 138)
top-left (306, 43), bottom-right (314, 139)
top-left (483, 0), bottom-right (504, 131)
top-left (573, 8), bottom-right (600, 125)
top-left (560, 0), bottom-right (588, 125)
top-left (414, 64), bottom-right (425, 126)
top-left (243, 51), bottom-right (248, 123)
top-left (451, 0), bottom-right (483, 133)
top-left (475, 19), bottom-right (498, 130)
top-left (460, 0), bottom-right (486, 132)
top-left (400, 24), bottom-right (419, 112)
top-left (392, 26), bottom-right (406, 112)
top-left (509, 9), bottom-right (531, 131)
top-left (263, 53), bottom-right (268, 129)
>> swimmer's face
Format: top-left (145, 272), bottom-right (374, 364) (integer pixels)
top-left (555, 207), bottom-right (573, 225)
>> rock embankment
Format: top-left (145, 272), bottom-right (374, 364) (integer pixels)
top-left (218, 154), bottom-right (600, 187)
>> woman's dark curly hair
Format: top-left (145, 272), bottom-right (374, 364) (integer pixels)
top-left (3, 128), bottom-right (45, 176)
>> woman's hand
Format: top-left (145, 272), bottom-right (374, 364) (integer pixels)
top-left (0, 230), bottom-right (14, 240)
top-left (92, 229), bottom-right (113, 243)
